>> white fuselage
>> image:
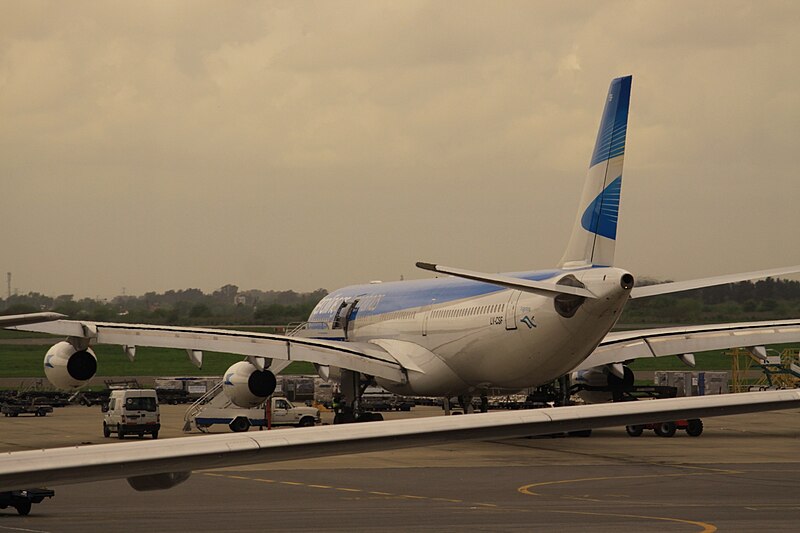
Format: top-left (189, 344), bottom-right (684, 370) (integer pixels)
top-left (308, 266), bottom-right (632, 397)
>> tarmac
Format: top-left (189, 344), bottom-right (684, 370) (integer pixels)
top-left (1, 403), bottom-right (800, 531)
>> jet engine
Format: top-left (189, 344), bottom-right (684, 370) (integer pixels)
top-left (43, 341), bottom-right (98, 389)
top-left (222, 361), bottom-right (277, 408)
top-left (571, 364), bottom-right (634, 404)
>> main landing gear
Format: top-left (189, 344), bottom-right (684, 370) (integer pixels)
top-left (332, 370), bottom-right (385, 424)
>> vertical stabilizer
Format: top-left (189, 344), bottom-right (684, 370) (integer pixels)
top-left (559, 76), bottom-right (631, 268)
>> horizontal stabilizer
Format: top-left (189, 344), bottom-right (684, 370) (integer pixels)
top-left (415, 262), bottom-right (597, 299)
top-left (630, 265), bottom-right (800, 299)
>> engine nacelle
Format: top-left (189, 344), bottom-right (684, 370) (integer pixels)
top-left (44, 341), bottom-right (98, 389)
top-left (222, 361), bottom-right (277, 408)
top-left (571, 364), bottom-right (634, 404)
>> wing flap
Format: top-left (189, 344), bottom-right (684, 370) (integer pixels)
top-left (1, 390), bottom-right (798, 491)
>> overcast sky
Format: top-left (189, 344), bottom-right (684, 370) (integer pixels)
top-left (2, 1), bottom-right (798, 299)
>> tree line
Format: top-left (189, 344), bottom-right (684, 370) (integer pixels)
top-left (621, 278), bottom-right (800, 324)
top-left (1, 284), bottom-right (328, 326)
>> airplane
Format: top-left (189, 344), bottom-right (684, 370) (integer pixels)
top-left (3, 75), bottom-right (800, 493)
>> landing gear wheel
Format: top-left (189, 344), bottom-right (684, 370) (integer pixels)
top-left (686, 419), bottom-right (703, 437)
top-left (14, 500), bottom-right (31, 516)
top-left (103, 423), bottom-right (110, 438)
top-left (654, 421), bottom-right (677, 437)
top-left (626, 425), bottom-right (644, 437)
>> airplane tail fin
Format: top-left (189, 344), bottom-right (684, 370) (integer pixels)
top-left (559, 75), bottom-right (632, 269)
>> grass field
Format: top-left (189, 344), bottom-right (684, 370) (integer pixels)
top-left (0, 344), bottom-right (314, 378)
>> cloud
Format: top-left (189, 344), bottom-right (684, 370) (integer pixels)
top-left (1, 1), bottom-right (798, 297)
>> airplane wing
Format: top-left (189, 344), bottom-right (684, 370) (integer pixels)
top-left (574, 318), bottom-right (800, 371)
top-left (9, 320), bottom-right (410, 383)
top-left (0, 389), bottom-right (798, 492)
top-left (0, 312), bottom-right (65, 328)
top-left (630, 265), bottom-right (800, 299)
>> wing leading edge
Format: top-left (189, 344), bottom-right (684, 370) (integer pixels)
top-left (11, 320), bottom-right (409, 383)
top-left (0, 389), bottom-right (798, 492)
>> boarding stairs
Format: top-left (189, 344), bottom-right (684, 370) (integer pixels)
top-left (182, 322), bottom-right (338, 432)
top-left (182, 380), bottom-right (229, 432)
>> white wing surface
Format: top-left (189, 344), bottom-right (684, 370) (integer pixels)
top-left (0, 312), bottom-right (65, 327)
top-left (1, 390), bottom-right (798, 492)
top-left (11, 320), bottom-right (408, 383)
top-left (575, 318), bottom-right (800, 371)
top-left (629, 265), bottom-right (800, 299)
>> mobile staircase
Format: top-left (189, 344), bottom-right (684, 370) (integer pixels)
top-left (182, 322), bottom-right (338, 432)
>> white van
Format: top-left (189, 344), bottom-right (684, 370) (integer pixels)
top-left (103, 389), bottom-right (161, 439)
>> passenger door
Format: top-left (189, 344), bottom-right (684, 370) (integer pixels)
top-left (505, 290), bottom-right (521, 330)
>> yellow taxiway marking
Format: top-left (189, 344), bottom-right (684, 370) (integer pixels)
top-left (204, 473), bottom-right (490, 507)
top-left (517, 470), bottom-right (735, 533)
top-left (518, 471), bottom-right (735, 496)
top-left (548, 510), bottom-right (716, 533)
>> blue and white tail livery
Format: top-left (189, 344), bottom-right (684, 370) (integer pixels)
top-left (560, 75), bottom-right (631, 269)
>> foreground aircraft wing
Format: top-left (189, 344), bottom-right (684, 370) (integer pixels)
top-left (0, 389), bottom-right (798, 492)
top-left (575, 318), bottom-right (800, 371)
top-left (9, 320), bottom-right (409, 383)
top-left (0, 312), bottom-right (65, 328)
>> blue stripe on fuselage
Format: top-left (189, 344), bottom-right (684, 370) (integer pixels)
top-left (308, 268), bottom-right (585, 320)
